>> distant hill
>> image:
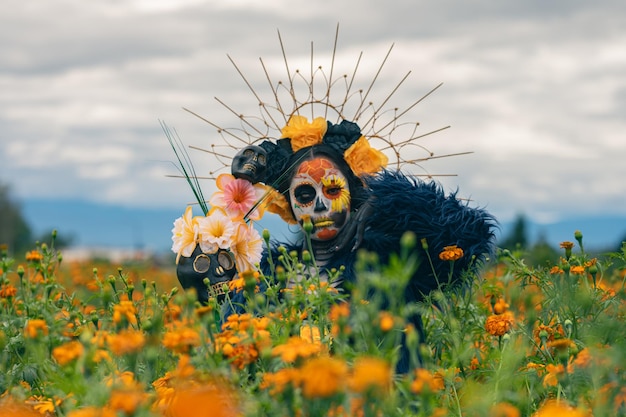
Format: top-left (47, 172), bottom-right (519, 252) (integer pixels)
top-left (21, 198), bottom-right (626, 254)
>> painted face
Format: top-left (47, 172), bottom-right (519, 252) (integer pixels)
top-left (289, 157), bottom-right (351, 241)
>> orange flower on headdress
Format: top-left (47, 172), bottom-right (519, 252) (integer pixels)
top-left (281, 115), bottom-right (327, 152)
top-left (344, 136), bottom-right (388, 176)
top-left (265, 188), bottom-right (297, 224)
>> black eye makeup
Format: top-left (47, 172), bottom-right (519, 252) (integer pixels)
top-left (294, 183), bottom-right (316, 206)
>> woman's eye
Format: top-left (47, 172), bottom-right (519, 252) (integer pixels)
top-left (294, 184), bottom-right (316, 204)
top-left (325, 187), bottom-right (341, 197)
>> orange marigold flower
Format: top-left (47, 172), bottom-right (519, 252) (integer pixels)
top-left (489, 402), bottom-right (521, 417)
top-left (569, 265), bottom-right (586, 275)
top-left (299, 356), bottom-right (348, 399)
top-left (281, 115), bottom-right (327, 152)
top-left (112, 300), bottom-right (138, 327)
top-left (485, 311), bottom-right (515, 336)
top-left (265, 189), bottom-right (298, 224)
top-left (570, 347), bottom-right (591, 370)
top-left (166, 380), bottom-right (242, 417)
top-left (25, 250), bottom-right (44, 262)
top-left (162, 324), bottom-right (201, 354)
top-left (547, 338), bottom-right (575, 353)
top-left (344, 135), bottom-right (389, 176)
top-left (410, 368), bottom-right (445, 394)
top-left (0, 284), bottom-right (17, 298)
top-left (108, 389), bottom-right (148, 415)
top-left (260, 367), bottom-right (301, 395)
top-left (378, 311), bottom-right (395, 332)
top-left (438, 245), bottom-right (464, 261)
top-left (329, 302), bottom-right (350, 321)
top-left (559, 241), bottom-right (575, 250)
top-left (107, 329), bottom-right (146, 356)
top-left (492, 298), bottom-right (509, 315)
top-left (24, 319), bottom-right (49, 338)
top-left (349, 357), bottom-right (392, 394)
top-left (532, 399), bottom-right (586, 417)
top-left (67, 406), bottom-right (117, 417)
top-left (542, 363), bottom-right (565, 387)
top-left (272, 335), bottom-right (323, 363)
top-left (0, 396), bottom-right (44, 417)
top-left (52, 340), bottom-right (85, 366)
top-left (549, 266), bottom-right (564, 274)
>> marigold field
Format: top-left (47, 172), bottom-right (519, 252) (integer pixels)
top-left (1, 230), bottom-right (624, 417)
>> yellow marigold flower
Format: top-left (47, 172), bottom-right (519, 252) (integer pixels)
top-left (107, 329), bottom-right (146, 356)
top-left (24, 319), bottom-right (49, 338)
top-left (299, 324), bottom-right (322, 345)
top-left (25, 250), bottom-right (44, 262)
top-left (349, 357), bottom-right (392, 394)
top-left (532, 399), bottom-right (587, 417)
top-left (410, 368), bottom-right (445, 394)
top-left (272, 336), bottom-right (323, 363)
top-left (52, 340), bottom-right (85, 366)
top-left (344, 136), bottom-right (388, 176)
top-left (299, 356), bottom-right (348, 398)
top-left (485, 311), bottom-right (515, 337)
top-left (489, 402), bottom-right (521, 417)
top-left (378, 311), bottom-right (395, 332)
top-left (28, 396), bottom-right (62, 415)
top-left (113, 300), bottom-right (138, 327)
top-left (439, 245), bottom-right (464, 261)
top-left (570, 265), bottom-right (586, 275)
top-left (0, 284), bottom-right (17, 298)
top-left (282, 115), bottom-right (327, 152)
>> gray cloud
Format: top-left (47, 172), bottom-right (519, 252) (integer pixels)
top-left (1, 0), bottom-right (625, 226)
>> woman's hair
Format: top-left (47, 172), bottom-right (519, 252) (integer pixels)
top-left (276, 144), bottom-right (369, 213)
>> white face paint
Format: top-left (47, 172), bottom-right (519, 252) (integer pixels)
top-left (289, 157), bottom-right (351, 241)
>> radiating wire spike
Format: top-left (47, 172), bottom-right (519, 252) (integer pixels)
top-left (169, 29), bottom-right (465, 185)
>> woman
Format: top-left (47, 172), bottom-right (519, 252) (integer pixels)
top-left (224, 117), bottom-right (497, 372)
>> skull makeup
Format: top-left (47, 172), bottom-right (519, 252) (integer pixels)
top-left (289, 157), bottom-right (351, 241)
top-left (176, 245), bottom-right (237, 303)
top-left (231, 145), bottom-right (267, 184)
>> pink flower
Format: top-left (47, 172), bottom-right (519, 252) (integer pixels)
top-left (209, 173), bottom-right (267, 221)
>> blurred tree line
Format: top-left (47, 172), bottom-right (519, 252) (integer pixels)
top-left (0, 182), bottom-right (73, 256)
top-left (498, 214), bottom-right (560, 266)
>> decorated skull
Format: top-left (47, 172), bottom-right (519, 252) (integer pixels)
top-left (231, 145), bottom-right (267, 184)
top-left (176, 245), bottom-right (237, 304)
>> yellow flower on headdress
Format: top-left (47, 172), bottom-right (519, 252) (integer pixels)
top-left (281, 115), bottom-right (327, 152)
top-left (344, 135), bottom-right (388, 176)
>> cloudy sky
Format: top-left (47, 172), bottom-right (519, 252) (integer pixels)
top-left (2, 0), bottom-right (625, 233)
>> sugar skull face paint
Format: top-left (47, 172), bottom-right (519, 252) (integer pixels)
top-left (289, 157), bottom-right (351, 241)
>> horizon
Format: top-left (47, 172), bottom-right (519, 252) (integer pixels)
top-left (19, 196), bottom-right (626, 255)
